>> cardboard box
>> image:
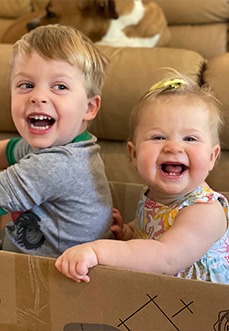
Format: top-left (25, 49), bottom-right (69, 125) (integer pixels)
top-left (0, 250), bottom-right (228, 331)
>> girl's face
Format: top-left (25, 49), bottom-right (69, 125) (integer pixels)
top-left (128, 95), bottom-right (220, 204)
top-left (11, 50), bottom-right (100, 149)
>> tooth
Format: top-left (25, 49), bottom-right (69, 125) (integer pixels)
top-left (29, 115), bottom-right (53, 121)
top-left (30, 124), bottom-right (50, 130)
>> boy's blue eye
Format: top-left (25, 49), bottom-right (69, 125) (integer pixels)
top-left (19, 83), bottom-right (33, 89)
top-left (55, 84), bottom-right (67, 90)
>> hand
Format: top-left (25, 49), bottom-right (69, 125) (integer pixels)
top-left (55, 243), bottom-right (98, 283)
top-left (111, 208), bottom-right (134, 240)
top-left (111, 208), bottom-right (125, 239)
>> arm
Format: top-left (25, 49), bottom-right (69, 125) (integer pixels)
top-left (0, 140), bottom-right (10, 219)
top-left (0, 140), bottom-right (10, 170)
top-left (0, 151), bottom-right (69, 212)
top-left (55, 201), bottom-right (227, 282)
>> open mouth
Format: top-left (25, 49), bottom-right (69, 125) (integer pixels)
top-left (27, 115), bottom-right (55, 130)
top-left (160, 163), bottom-right (188, 177)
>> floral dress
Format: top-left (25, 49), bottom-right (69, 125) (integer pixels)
top-left (134, 183), bottom-right (229, 283)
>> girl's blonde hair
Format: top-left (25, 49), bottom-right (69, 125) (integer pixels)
top-left (10, 24), bottom-right (109, 98)
top-left (129, 69), bottom-right (223, 146)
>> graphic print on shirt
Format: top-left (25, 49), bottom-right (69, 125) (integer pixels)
top-left (7, 210), bottom-right (45, 250)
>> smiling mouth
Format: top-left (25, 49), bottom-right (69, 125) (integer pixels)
top-left (27, 115), bottom-right (55, 130)
top-left (160, 163), bottom-right (188, 176)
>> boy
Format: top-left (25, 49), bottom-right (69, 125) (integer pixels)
top-left (0, 24), bottom-right (112, 257)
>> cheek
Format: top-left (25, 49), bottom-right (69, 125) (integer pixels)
top-left (190, 150), bottom-right (213, 172)
top-left (11, 95), bottom-right (23, 114)
top-left (11, 105), bottom-right (21, 123)
top-left (11, 105), bottom-right (18, 122)
top-left (135, 148), bottom-right (156, 174)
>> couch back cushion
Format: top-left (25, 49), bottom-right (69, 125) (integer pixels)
top-left (204, 53), bottom-right (229, 150)
top-left (0, 44), bottom-right (16, 132)
top-left (92, 45), bottom-right (206, 141)
top-left (152, 0), bottom-right (229, 59)
top-left (152, 0), bottom-right (229, 24)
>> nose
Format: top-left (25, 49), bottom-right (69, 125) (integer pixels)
top-left (30, 89), bottom-right (48, 104)
top-left (31, 98), bottom-right (47, 104)
top-left (163, 140), bottom-right (184, 154)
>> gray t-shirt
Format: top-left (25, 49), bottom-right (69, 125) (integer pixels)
top-left (0, 132), bottom-right (113, 257)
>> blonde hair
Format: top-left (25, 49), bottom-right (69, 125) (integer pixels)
top-left (129, 69), bottom-right (223, 146)
top-left (10, 24), bottom-right (109, 97)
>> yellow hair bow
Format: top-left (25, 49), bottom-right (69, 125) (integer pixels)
top-left (149, 78), bottom-right (187, 91)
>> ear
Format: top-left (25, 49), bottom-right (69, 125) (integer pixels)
top-left (127, 141), bottom-right (137, 168)
top-left (83, 95), bottom-right (101, 122)
top-left (209, 144), bottom-right (221, 171)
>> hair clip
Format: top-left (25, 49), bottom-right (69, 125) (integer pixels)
top-left (149, 78), bottom-right (187, 91)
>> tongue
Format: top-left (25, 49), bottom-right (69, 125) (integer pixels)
top-left (164, 164), bottom-right (183, 174)
top-left (33, 119), bottom-right (51, 127)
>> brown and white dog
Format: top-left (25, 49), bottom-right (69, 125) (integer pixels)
top-left (28, 0), bottom-right (170, 48)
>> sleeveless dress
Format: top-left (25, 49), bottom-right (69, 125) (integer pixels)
top-left (134, 183), bottom-right (229, 283)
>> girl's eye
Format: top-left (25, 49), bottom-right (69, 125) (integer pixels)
top-left (184, 136), bottom-right (197, 142)
top-left (18, 82), bottom-right (33, 89)
top-left (54, 84), bottom-right (68, 90)
top-left (152, 135), bottom-right (165, 141)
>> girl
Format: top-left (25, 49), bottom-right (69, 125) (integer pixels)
top-left (56, 71), bottom-right (229, 284)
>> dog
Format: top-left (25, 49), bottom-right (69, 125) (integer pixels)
top-left (27, 0), bottom-right (170, 48)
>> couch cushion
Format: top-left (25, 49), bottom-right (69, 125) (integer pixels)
top-left (169, 24), bottom-right (228, 59)
top-left (203, 53), bottom-right (229, 150)
top-left (207, 152), bottom-right (229, 192)
top-left (152, 0), bottom-right (229, 24)
top-left (0, 44), bottom-right (16, 132)
top-left (109, 181), bottom-right (143, 222)
top-left (92, 46), bottom-right (206, 141)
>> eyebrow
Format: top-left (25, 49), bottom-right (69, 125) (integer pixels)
top-left (12, 72), bottom-right (75, 81)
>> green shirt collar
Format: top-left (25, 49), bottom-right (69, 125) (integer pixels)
top-left (71, 130), bottom-right (92, 143)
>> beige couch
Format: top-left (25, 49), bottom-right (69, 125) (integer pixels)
top-left (0, 0), bottom-right (229, 221)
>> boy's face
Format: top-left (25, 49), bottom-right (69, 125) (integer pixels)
top-left (128, 95), bottom-right (220, 203)
top-left (11, 50), bottom-right (100, 148)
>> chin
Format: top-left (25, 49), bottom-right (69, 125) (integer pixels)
top-left (27, 138), bottom-right (53, 149)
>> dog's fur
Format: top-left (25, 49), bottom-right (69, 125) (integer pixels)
top-left (28, 0), bottom-right (170, 48)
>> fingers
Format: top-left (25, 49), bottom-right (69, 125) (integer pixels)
top-left (113, 208), bottom-right (122, 221)
top-left (113, 210), bottom-right (124, 226)
top-left (111, 224), bottom-right (126, 240)
top-left (55, 254), bottom-right (90, 283)
top-left (55, 243), bottom-right (98, 283)
top-left (112, 208), bottom-right (125, 240)
top-left (111, 224), bottom-right (123, 234)
top-left (113, 207), bottom-right (121, 215)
